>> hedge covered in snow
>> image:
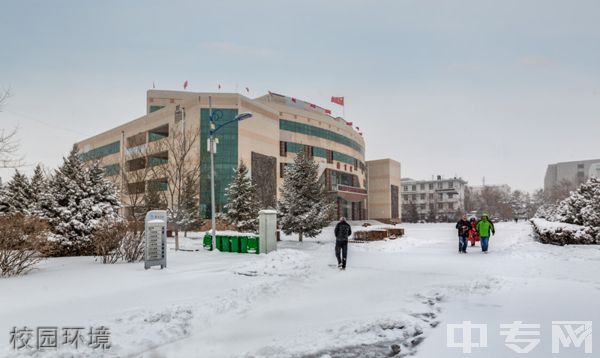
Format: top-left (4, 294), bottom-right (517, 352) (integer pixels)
top-left (532, 177), bottom-right (600, 246)
top-left (530, 218), bottom-right (599, 246)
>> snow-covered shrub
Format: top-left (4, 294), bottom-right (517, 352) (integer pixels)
top-left (554, 177), bottom-right (600, 228)
top-left (531, 218), bottom-right (599, 246)
top-left (534, 204), bottom-right (558, 221)
top-left (120, 226), bottom-right (145, 263)
top-left (92, 220), bottom-right (128, 264)
top-left (0, 214), bottom-right (48, 277)
top-left (532, 178), bottom-right (600, 245)
top-left (92, 220), bottom-right (145, 264)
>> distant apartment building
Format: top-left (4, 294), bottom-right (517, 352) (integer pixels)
top-left (401, 176), bottom-right (468, 222)
top-left (544, 159), bottom-right (600, 191)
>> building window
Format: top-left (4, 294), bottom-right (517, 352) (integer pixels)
top-left (103, 163), bottom-right (120, 177)
top-left (148, 178), bottom-right (168, 192)
top-left (437, 182), bottom-right (442, 189)
top-left (126, 157), bottom-right (146, 172)
top-left (429, 183), bottom-right (434, 190)
top-left (447, 193), bottom-right (454, 199)
top-left (80, 141), bottom-right (120, 161)
top-left (412, 185), bottom-right (417, 191)
top-left (448, 203), bottom-right (454, 210)
top-left (127, 133), bottom-right (147, 148)
top-left (438, 193), bottom-right (444, 201)
top-left (448, 181), bottom-right (454, 188)
top-left (429, 193), bottom-right (433, 200)
top-left (127, 181), bottom-right (145, 194)
top-left (148, 151), bottom-right (168, 167)
top-left (279, 119), bottom-right (365, 154)
top-left (148, 124), bottom-right (169, 142)
top-left (420, 194), bottom-right (425, 201)
top-left (420, 183), bottom-right (425, 190)
top-left (279, 141), bottom-right (287, 156)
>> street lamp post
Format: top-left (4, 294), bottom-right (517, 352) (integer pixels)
top-left (208, 101), bottom-right (253, 250)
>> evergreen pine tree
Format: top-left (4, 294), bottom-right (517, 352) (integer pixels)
top-left (29, 164), bottom-right (49, 216)
top-left (0, 170), bottom-right (33, 215)
top-left (43, 147), bottom-right (121, 255)
top-left (223, 161), bottom-right (259, 233)
top-left (403, 201), bottom-right (419, 223)
top-left (144, 181), bottom-right (167, 214)
top-left (178, 174), bottom-right (203, 235)
top-left (278, 151), bottom-right (333, 241)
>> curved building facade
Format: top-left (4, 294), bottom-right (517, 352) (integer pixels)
top-left (77, 89), bottom-right (393, 222)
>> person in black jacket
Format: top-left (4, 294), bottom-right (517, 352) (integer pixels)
top-left (334, 217), bottom-right (352, 270)
top-left (455, 214), bottom-right (471, 254)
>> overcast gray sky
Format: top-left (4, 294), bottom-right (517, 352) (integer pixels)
top-left (1, 0), bottom-right (599, 192)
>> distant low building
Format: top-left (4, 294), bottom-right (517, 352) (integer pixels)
top-left (469, 184), bottom-right (511, 197)
top-left (401, 176), bottom-right (468, 222)
top-left (544, 159), bottom-right (600, 191)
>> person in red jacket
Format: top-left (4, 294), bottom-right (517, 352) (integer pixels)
top-left (468, 217), bottom-right (480, 246)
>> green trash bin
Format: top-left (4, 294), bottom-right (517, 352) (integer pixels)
top-left (230, 236), bottom-right (240, 253)
top-left (221, 236), bottom-right (231, 252)
top-left (203, 234), bottom-right (212, 250)
top-left (216, 235), bottom-right (223, 251)
top-left (239, 236), bottom-right (248, 253)
top-left (247, 235), bottom-right (259, 254)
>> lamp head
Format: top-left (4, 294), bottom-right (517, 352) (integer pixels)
top-left (234, 112), bottom-right (253, 122)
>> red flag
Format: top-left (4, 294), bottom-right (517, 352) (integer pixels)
top-left (183, 80), bottom-right (188, 89)
top-left (331, 96), bottom-right (344, 106)
top-left (291, 97), bottom-right (296, 103)
top-left (325, 109), bottom-right (332, 114)
top-left (346, 121), bottom-right (353, 126)
top-left (309, 103), bottom-right (316, 108)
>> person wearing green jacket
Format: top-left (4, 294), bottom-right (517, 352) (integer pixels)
top-left (476, 213), bottom-right (495, 253)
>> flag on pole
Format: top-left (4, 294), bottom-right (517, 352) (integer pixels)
top-left (183, 80), bottom-right (188, 89)
top-left (309, 103), bottom-right (316, 108)
top-left (218, 84), bottom-right (221, 90)
top-left (245, 87), bottom-right (250, 93)
top-left (346, 121), bottom-right (353, 126)
top-left (291, 97), bottom-right (296, 103)
top-left (152, 81), bottom-right (155, 89)
top-left (325, 109), bottom-right (332, 115)
top-left (331, 96), bottom-right (344, 106)
top-left (355, 126), bottom-right (360, 130)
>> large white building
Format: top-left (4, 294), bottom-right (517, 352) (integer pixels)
top-left (401, 176), bottom-right (468, 222)
top-left (544, 159), bottom-right (600, 191)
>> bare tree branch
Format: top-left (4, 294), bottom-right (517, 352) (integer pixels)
top-left (0, 88), bottom-right (10, 111)
top-left (0, 127), bottom-right (24, 168)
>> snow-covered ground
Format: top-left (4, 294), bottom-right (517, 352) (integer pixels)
top-left (1, 222), bottom-right (599, 357)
